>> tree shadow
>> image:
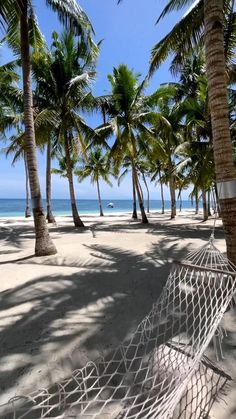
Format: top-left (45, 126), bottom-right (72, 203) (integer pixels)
top-left (0, 224), bottom-right (35, 250)
top-left (0, 214), bottom-right (224, 260)
top-left (0, 250), bottom-right (21, 255)
top-left (1, 239), bottom-right (234, 419)
top-left (0, 255), bottom-right (35, 265)
top-left (47, 220), bottom-right (224, 246)
top-left (146, 222), bottom-right (224, 241)
top-left (0, 241), bottom-right (188, 405)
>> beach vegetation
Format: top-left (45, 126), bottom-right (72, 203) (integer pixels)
top-left (0, 1), bottom-right (236, 262)
top-left (149, 0), bottom-right (236, 263)
top-left (32, 30), bottom-right (99, 227)
top-left (0, 0), bottom-right (93, 255)
top-left (75, 147), bottom-right (113, 217)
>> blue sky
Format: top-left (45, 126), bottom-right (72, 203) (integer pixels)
top-left (0, 0), bottom-right (191, 200)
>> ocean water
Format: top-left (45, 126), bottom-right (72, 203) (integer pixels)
top-left (0, 198), bottom-right (196, 218)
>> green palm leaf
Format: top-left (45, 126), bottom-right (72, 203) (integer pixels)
top-left (45, 0), bottom-right (94, 35)
top-left (150, 0), bottom-right (203, 76)
top-left (155, 0), bottom-right (198, 24)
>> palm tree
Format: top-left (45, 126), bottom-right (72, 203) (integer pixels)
top-left (136, 158), bottom-right (151, 213)
top-left (176, 140), bottom-right (214, 221)
top-left (149, 0), bottom-right (236, 263)
top-left (0, 60), bottom-right (21, 111)
top-left (175, 173), bottom-right (189, 212)
top-left (75, 147), bottom-right (113, 216)
top-left (147, 86), bottom-right (184, 219)
top-left (176, 48), bottom-right (205, 100)
top-left (150, 0), bottom-right (236, 76)
top-left (150, 160), bottom-right (166, 214)
top-left (105, 65), bottom-right (148, 222)
top-left (0, 0), bottom-right (93, 255)
top-left (45, 136), bottom-right (56, 223)
top-left (183, 83), bottom-right (214, 220)
top-left (175, 50), bottom-right (217, 219)
top-left (52, 148), bottom-right (80, 217)
top-left (32, 31), bottom-right (98, 227)
top-left (204, 0), bottom-right (236, 262)
top-left (0, 60), bottom-right (31, 216)
top-left (3, 133), bottom-right (32, 218)
top-left (115, 155), bottom-right (138, 219)
top-left (95, 65), bottom-right (157, 224)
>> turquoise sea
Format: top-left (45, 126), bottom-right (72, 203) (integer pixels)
top-left (0, 198), bottom-right (197, 218)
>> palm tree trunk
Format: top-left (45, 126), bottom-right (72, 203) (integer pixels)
top-left (212, 187), bottom-right (217, 214)
top-left (179, 191), bottom-right (182, 212)
top-left (207, 190), bottom-right (211, 216)
top-left (142, 173), bottom-right (150, 213)
top-left (159, 169), bottom-right (165, 214)
top-left (195, 189), bottom-right (199, 215)
top-left (132, 163), bottom-right (148, 224)
top-left (96, 178), bottom-right (104, 216)
top-left (64, 134), bottom-right (84, 227)
top-left (202, 187), bottom-right (208, 221)
top-left (20, 8), bottom-right (56, 256)
top-left (204, 0), bottom-right (236, 264)
top-left (24, 152), bottom-right (31, 218)
top-left (132, 168), bottom-right (138, 219)
top-left (46, 140), bottom-right (55, 223)
top-left (169, 174), bottom-right (176, 219)
top-left (138, 177), bottom-right (144, 202)
top-left (168, 154), bottom-right (176, 219)
top-left (214, 182), bottom-right (221, 217)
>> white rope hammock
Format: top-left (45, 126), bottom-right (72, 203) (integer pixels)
top-left (0, 236), bottom-right (235, 419)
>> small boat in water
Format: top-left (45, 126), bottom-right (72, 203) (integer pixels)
top-left (107, 202), bottom-right (114, 208)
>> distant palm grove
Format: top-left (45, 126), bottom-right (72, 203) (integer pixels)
top-left (0, 0), bottom-right (236, 264)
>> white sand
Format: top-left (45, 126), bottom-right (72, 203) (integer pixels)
top-left (0, 210), bottom-right (235, 418)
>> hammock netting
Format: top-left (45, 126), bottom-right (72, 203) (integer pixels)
top-left (0, 238), bottom-right (235, 419)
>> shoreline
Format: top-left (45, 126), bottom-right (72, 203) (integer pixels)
top-left (0, 198), bottom-right (203, 219)
top-left (0, 207), bottom-right (206, 220)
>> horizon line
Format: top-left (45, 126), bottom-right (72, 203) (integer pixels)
top-left (0, 197), bottom-right (191, 201)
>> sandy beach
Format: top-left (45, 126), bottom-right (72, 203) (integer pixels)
top-left (0, 210), bottom-right (235, 418)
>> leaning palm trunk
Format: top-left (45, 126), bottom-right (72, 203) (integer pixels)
top-left (132, 163), bottom-right (148, 223)
top-left (212, 187), bottom-right (217, 214)
top-left (46, 140), bottom-right (55, 223)
top-left (20, 9), bottom-right (57, 256)
top-left (132, 168), bottom-right (138, 219)
top-left (138, 177), bottom-right (144, 202)
top-left (24, 152), bottom-right (31, 218)
top-left (96, 178), bottom-right (104, 216)
top-left (159, 170), bottom-right (165, 214)
top-left (195, 189), bottom-right (199, 215)
top-left (64, 134), bottom-right (84, 227)
top-left (179, 190), bottom-right (182, 212)
top-left (202, 187), bottom-right (208, 221)
top-left (204, 0), bottom-right (236, 264)
top-left (207, 190), bottom-right (211, 217)
top-left (169, 173), bottom-right (176, 219)
top-left (142, 172), bottom-right (150, 213)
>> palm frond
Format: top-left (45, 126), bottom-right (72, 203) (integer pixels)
top-left (150, 0), bottom-right (203, 76)
top-left (156, 0), bottom-right (198, 24)
top-left (28, 6), bottom-right (45, 51)
top-left (34, 108), bottom-right (60, 130)
top-left (0, 0), bottom-right (24, 29)
top-left (45, 0), bottom-right (94, 35)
